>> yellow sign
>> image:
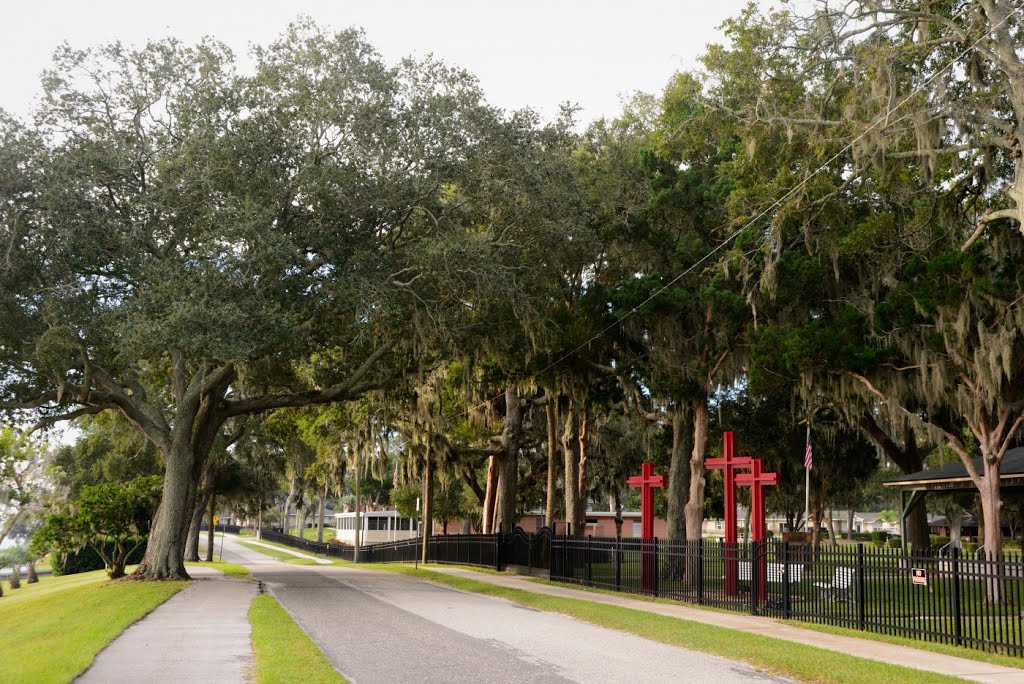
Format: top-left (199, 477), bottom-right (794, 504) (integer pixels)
top-left (213, 516), bottom-right (219, 525)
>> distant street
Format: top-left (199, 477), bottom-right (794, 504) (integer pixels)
top-left (221, 536), bottom-right (786, 684)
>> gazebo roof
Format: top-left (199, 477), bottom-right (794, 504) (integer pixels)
top-left (882, 447), bottom-right (1024, 491)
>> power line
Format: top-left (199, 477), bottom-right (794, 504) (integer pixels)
top-left (466, 2), bottom-right (1022, 416)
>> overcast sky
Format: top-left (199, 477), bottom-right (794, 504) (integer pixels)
top-left (1, 0), bottom-right (756, 125)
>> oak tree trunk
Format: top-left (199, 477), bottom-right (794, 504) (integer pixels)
top-left (316, 484), bottom-right (327, 543)
top-left (683, 398), bottom-right (709, 541)
top-left (825, 505), bottom-right (837, 544)
top-left (562, 403), bottom-right (581, 535)
top-left (482, 455), bottom-right (498, 534)
top-left (421, 447), bottom-right (432, 564)
top-left (205, 490), bottom-right (216, 562)
top-left (545, 398), bottom-right (558, 529)
top-left (666, 404), bottom-right (692, 579)
top-left (134, 440), bottom-right (195, 580)
top-left (978, 466), bottom-right (1006, 603)
top-left (575, 405), bottom-right (589, 528)
top-left (186, 488), bottom-right (212, 562)
top-left (494, 387), bottom-right (521, 533)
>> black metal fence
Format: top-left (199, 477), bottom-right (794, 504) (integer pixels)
top-left (254, 528), bottom-right (1024, 656)
top-left (549, 535), bottom-right (1024, 656)
top-left (198, 523), bottom-right (243, 535)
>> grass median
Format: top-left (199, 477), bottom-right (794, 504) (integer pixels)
top-left (249, 592), bottom-right (346, 683)
top-left (237, 540), bottom-right (326, 565)
top-left (185, 560), bottom-right (251, 578)
top-left (356, 563), bottom-right (964, 684)
top-left (0, 568), bottom-right (186, 683)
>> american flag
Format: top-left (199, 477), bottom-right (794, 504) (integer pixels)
top-left (805, 426), bottom-right (813, 471)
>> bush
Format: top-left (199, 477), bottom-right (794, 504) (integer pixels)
top-left (870, 531), bottom-right (888, 546)
top-left (51, 539), bottom-right (148, 576)
top-left (930, 535), bottom-right (950, 549)
top-left (962, 541), bottom-right (978, 556)
top-left (1003, 538), bottom-right (1021, 550)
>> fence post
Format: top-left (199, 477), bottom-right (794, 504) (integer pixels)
top-left (495, 532), bottom-right (503, 572)
top-left (615, 536), bottom-right (622, 591)
top-left (750, 540), bottom-right (759, 614)
top-left (586, 536), bottom-right (593, 585)
top-left (696, 540), bottom-right (704, 605)
top-left (562, 532), bottom-right (568, 581)
top-left (951, 547), bottom-right (962, 646)
top-left (781, 541), bottom-right (791, 619)
top-left (856, 543), bottom-right (866, 631)
top-left (653, 537), bottom-right (660, 598)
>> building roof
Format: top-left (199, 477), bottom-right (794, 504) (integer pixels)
top-left (882, 447), bottom-right (1024, 490)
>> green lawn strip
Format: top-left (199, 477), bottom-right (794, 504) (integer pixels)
top-left (518, 575), bottom-right (1024, 670)
top-left (360, 564), bottom-right (962, 684)
top-left (238, 541), bottom-right (324, 565)
top-left (0, 569), bottom-right (186, 684)
top-left (249, 593), bottom-right (346, 684)
top-left (185, 560), bottom-right (251, 579)
top-left (300, 528), bottom-right (337, 542)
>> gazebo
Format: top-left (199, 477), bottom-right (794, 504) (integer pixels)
top-left (882, 447), bottom-right (1024, 550)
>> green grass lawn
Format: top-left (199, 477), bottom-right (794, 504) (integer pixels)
top-left (300, 527), bottom-right (337, 542)
top-left (185, 560), bottom-right (251, 579)
top-left (238, 541), bottom-right (326, 565)
top-left (0, 569), bottom-right (186, 683)
top-left (249, 593), bottom-right (346, 683)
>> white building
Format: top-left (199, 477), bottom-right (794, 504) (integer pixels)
top-left (333, 510), bottom-right (420, 545)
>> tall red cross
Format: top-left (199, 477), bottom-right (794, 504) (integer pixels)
top-left (628, 462), bottom-right (666, 594)
top-left (705, 432), bottom-right (752, 545)
top-left (737, 458), bottom-right (779, 603)
top-left (705, 432), bottom-right (752, 596)
top-left (627, 462), bottom-right (666, 539)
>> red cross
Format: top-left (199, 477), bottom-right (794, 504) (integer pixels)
top-left (628, 462), bottom-right (666, 539)
top-left (705, 432), bottom-right (752, 545)
top-left (628, 462), bottom-right (666, 593)
top-left (736, 458), bottom-right (778, 543)
top-left (705, 432), bottom-right (752, 596)
top-left (737, 458), bottom-right (778, 603)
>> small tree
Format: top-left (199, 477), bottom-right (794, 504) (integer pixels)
top-left (432, 480), bottom-right (467, 534)
top-left (0, 545), bottom-right (29, 590)
top-left (34, 476), bottom-right (160, 579)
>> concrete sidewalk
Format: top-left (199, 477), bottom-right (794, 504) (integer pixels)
top-left (423, 566), bottom-right (1024, 684)
top-left (76, 567), bottom-right (258, 684)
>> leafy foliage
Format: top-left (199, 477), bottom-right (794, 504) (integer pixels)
top-left (33, 476), bottom-right (160, 578)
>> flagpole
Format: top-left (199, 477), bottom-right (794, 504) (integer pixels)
top-left (804, 463), bottom-right (810, 533)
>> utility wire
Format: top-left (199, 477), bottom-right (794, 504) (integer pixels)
top-left (464, 2), bottom-right (1021, 416)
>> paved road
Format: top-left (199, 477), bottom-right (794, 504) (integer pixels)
top-left (223, 536), bottom-right (786, 684)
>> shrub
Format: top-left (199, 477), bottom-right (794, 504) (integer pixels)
top-left (870, 531), bottom-right (887, 546)
top-left (33, 475), bottom-right (160, 578)
top-left (50, 540), bottom-right (148, 576)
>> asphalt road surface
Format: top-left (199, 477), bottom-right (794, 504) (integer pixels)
top-left (222, 536), bottom-right (788, 684)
